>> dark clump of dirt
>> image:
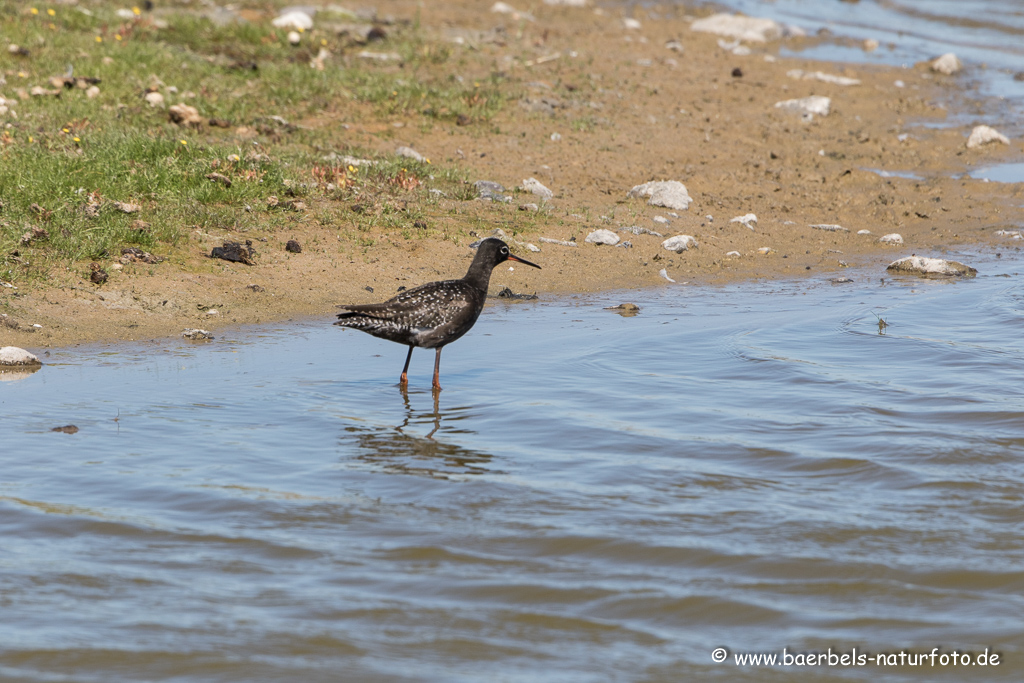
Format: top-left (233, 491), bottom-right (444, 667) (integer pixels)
top-left (210, 240), bottom-right (256, 265)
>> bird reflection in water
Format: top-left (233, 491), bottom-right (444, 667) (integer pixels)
top-left (342, 389), bottom-right (496, 478)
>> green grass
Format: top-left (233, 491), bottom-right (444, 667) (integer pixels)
top-left (0, 1), bottom-right (500, 284)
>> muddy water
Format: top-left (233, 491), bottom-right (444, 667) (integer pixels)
top-left (3, 253), bottom-right (1024, 682)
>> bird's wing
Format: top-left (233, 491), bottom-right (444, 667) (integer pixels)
top-left (336, 280), bottom-right (475, 331)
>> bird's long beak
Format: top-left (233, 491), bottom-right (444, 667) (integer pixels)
top-left (508, 253), bottom-right (541, 269)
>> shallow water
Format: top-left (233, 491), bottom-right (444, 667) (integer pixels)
top-left (970, 161), bottom-right (1024, 184)
top-left (3, 251), bottom-right (1024, 681)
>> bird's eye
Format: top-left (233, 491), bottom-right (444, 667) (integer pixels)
top-left (501, 247), bottom-right (509, 254)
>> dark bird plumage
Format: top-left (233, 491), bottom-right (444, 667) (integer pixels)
top-left (334, 237), bottom-right (541, 390)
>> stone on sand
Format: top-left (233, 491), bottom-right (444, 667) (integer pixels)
top-left (886, 256), bottom-right (976, 278)
top-left (627, 180), bottom-right (692, 211)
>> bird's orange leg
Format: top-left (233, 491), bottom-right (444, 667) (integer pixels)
top-left (432, 347), bottom-right (443, 392)
top-left (400, 345), bottom-right (414, 387)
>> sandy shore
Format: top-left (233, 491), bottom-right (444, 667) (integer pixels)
top-left (3, 1), bottom-right (1022, 349)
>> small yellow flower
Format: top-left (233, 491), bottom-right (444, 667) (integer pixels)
top-left (115, 34), bottom-right (122, 41)
top-left (46, 8), bottom-right (55, 16)
top-left (28, 136), bottom-right (34, 143)
top-left (321, 39), bottom-right (327, 46)
top-left (297, 27), bottom-right (304, 33)
top-left (30, 8), bottom-right (38, 15)
top-left (73, 136), bottom-right (80, 142)
top-left (62, 127), bottom-right (70, 133)
top-left (95, 35), bottom-right (102, 42)
top-left (17, 71), bottom-right (27, 78)
top-left (180, 140), bottom-right (187, 146)
top-left (347, 164), bottom-right (357, 173)
top-left (425, 158), bottom-right (431, 164)
top-left (132, 6), bottom-right (141, 15)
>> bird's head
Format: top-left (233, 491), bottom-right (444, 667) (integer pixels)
top-left (472, 237), bottom-right (541, 270)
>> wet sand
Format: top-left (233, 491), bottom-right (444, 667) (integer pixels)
top-left (3, 0), bottom-right (1022, 348)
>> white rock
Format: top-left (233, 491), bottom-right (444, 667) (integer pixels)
top-left (857, 229), bottom-right (872, 235)
top-left (585, 229), bottom-right (620, 246)
top-left (396, 146), bottom-right (427, 162)
top-left (526, 243), bottom-right (540, 252)
top-left (652, 216), bottom-right (669, 224)
top-left (931, 53), bottom-right (962, 75)
top-left (810, 223), bottom-right (848, 232)
top-left (144, 91), bottom-right (165, 107)
top-left (627, 180), bottom-right (692, 211)
top-left (623, 18), bottom-right (641, 30)
top-left (340, 155), bottom-right (374, 167)
top-left (887, 256), bottom-right (976, 277)
top-left (86, 85), bottom-right (100, 99)
top-left (357, 51), bottom-right (401, 61)
top-left (0, 346), bottom-right (41, 366)
top-left (786, 69), bottom-right (860, 86)
top-left (491, 1), bottom-right (516, 13)
top-left (116, 8), bottom-right (135, 19)
top-left (757, 247), bottom-right (774, 254)
top-left (544, 0), bottom-right (588, 5)
top-left (272, 10), bottom-right (313, 30)
top-left (538, 236), bottom-right (576, 247)
top-left (775, 96), bottom-right (831, 118)
top-left (966, 125), bottom-right (1010, 149)
top-left (879, 233), bottom-right (904, 245)
top-left (863, 39), bottom-right (879, 52)
top-left (691, 13), bottom-right (782, 42)
top-left (726, 250), bottom-right (741, 257)
top-left (520, 177), bottom-right (553, 200)
top-left (662, 235), bottom-right (697, 252)
top-left (288, 30), bottom-right (301, 45)
top-left (730, 213), bottom-right (757, 230)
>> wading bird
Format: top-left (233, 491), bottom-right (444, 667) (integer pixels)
top-left (334, 238), bottom-right (541, 391)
